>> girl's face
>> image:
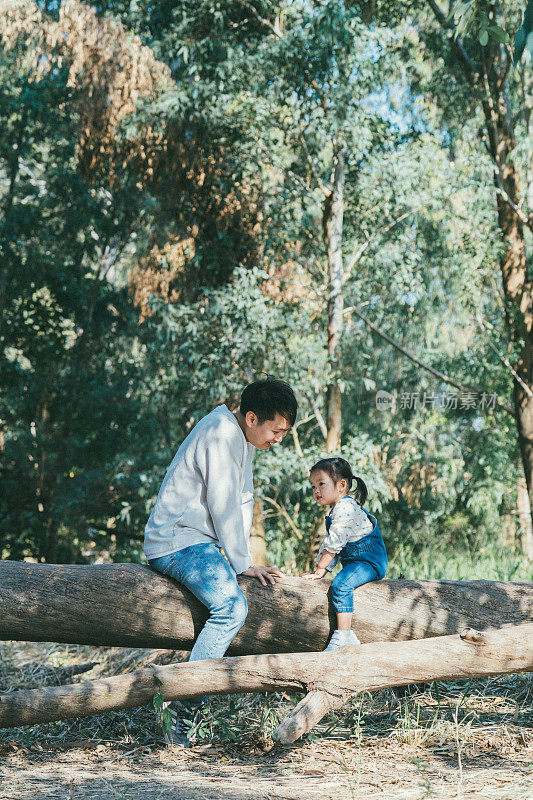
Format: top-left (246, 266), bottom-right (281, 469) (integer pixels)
top-left (310, 470), bottom-right (347, 506)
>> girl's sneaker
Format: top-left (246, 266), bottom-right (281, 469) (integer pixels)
top-left (324, 630), bottom-right (361, 651)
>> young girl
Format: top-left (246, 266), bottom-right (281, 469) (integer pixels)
top-left (301, 457), bottom-right (388, 651)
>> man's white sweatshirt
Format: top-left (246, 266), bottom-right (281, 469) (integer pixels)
top-left (143, 404), bottom-right (255, 574)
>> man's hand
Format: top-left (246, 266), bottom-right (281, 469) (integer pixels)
top-left (241, 565), bottom-right (287, 586)
top-left (300, 567), bottom-right (327, 580)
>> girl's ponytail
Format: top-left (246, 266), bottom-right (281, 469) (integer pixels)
top-left (351, 475), bottom-right (368, 506)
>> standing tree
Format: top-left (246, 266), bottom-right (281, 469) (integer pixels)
top-left (243, 2), bottom-right (411, 450)
top-left (389, 0), bottom-right (533, 531)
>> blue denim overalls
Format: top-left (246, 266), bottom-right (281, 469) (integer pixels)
top-left (331, 507), bottom-right (388, 578)
top-left (327, 506), bottom-right (388, 614)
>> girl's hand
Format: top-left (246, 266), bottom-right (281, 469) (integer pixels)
top-left (300, 567), bottom-right (327, 580)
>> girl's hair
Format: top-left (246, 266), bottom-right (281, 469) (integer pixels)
top-left (310, 457), bottom-right (368, 505)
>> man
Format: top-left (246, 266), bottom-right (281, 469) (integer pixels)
top-left (144, 377), bottom-right (297, 746)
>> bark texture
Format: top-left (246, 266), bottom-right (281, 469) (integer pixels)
top-left (273, 624), bottom-right (533, 743)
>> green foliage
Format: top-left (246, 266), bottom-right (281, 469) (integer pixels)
top-left (1, 0), bottom-right (531, 577)
top-left (255, 430), bottom-right (391, 569)
top-left (514, 1), bottom-right (533, 64)
top-left (442, 0), bottom-right (533, 64)
top-left (152, 685), bottom-right (172, 733)
top-left (0, 21), bottom-right (158, 561)
top-left (446, 0), bottom-right (511, 46)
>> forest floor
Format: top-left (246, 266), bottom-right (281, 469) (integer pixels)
top-left (0, 641), bottom-right (531, 800)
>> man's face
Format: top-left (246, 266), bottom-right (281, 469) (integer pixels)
top-left (245, 411), bottom-right (292, 449)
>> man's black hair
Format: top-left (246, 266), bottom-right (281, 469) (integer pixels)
top-left (240, 377), bottom-right (297, 427)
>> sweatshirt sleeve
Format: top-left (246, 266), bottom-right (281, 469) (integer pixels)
top-left (200, 432), bottom-right (254, 574)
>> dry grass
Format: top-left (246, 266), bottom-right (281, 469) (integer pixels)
top-left (0, 640), bottom-right (532, 800)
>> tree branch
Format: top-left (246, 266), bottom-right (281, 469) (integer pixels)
top-left (235, 1), bottom-right (283, 39)
top-left (262, 496), bottom-right (303, 540)
top-left (347, 306), bottom-right (514, 416)
top-left (493, 175), bottom-right (533, 232)
top-left (475, 314), bottom-right (533, 399)
top-left (306, 393), bottom-right (328, 440)
top-left (482, 119), bottom-right (533, 232)
top-left (289, 255), bottom-right (327, 286)
top-left (291, 426), bottom-right (304, 458)
top-left (495, 46), bottom-right (512, 95)
top-left (343, 210), bottom-right (415, 283)
top-left (425, 0), bottom-right (480, 84)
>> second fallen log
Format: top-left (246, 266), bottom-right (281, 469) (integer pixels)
top-left (0, 623), bottom-right (531, 736)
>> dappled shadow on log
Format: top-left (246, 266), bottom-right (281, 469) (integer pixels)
top-left (1, 638), bottom-right (531, 788)
top-left (0, 562), bottom-right (332, 653)
top-left (0, 561), bottom-right (531, 657)
top-left (2, 625), bottom-right (532, 731)
top-left (350, 577), bottom-right (533, 644)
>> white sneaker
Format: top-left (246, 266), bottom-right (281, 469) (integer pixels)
top-left (324, 630), bottom-right (361, 652)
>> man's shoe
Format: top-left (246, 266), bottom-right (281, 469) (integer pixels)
top-left (324, 630), bottom-right (361, 652)
top-left (162, 701), bottom-right (202, 748)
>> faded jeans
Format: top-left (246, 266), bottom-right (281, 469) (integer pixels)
top-left (148, 542), bottom-right (248, 707)
top-left (330, 558), bottom-right (379, 613)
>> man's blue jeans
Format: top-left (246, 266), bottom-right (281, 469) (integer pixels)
top-left (148, 542), bottom-right (248, 707)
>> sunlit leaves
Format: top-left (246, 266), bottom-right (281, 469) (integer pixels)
top-left (514, 1), bottom-right (533, 64)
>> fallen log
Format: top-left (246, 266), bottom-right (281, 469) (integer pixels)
top-left (1, 624), bottom-right (531, 740)
top-left (274, 625), bottom-right (533, 743)
top-left (1, 561), bottom-right (532, 653)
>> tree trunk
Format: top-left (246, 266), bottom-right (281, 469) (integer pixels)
top-left (517, 475), bottom-right (533, 561)
top-left (0, 144), bottom-right (20, 341)
top-left (0, 624), bottom-right (531, 735)
top-left (495, 134), bottom-right (533, 535)
top-left (326, 384), bottom-right (342, 453)
top-left (45, 524), bottom-right (58, 564)
top-left (249, 498), bottom-right (268, 566)
top-left (483, 66), bottom-right (533, 531)
top-left (515, 369), bottom-right (533, 536)
top-left (306, 516), bottom-right (327, 573)
top-left (323, 147), bottom-right (345, 452)
top-left (425, 0), bottom-right (533, 533)
top-left (526, 69), bottom-right (533, 218)
top-left (0, 561), bottom-right (531, 652)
